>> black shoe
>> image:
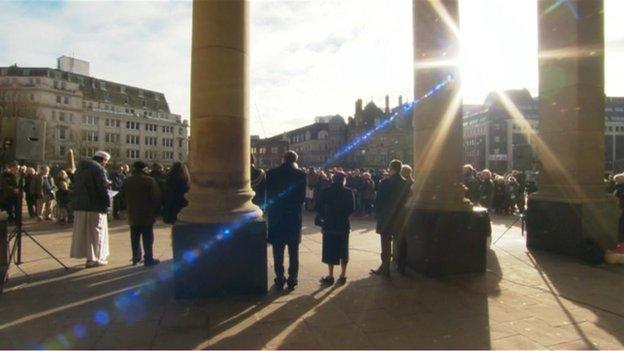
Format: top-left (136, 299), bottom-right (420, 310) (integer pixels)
top-left (144, 259), bottom-right (160, 267)
top-left (274, 277), bottom-right (285, 291)
top-left (319, 276), bottom-right (334, 285)
top-left (336, 276), bottom-right (347, 284)
top-left (131, 258), bottom-right (143, 266)
top-left (286, 278), bottom-right (298, 291)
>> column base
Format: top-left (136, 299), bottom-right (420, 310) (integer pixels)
top-left (405, 207), bottom-right (490, 277)
top-left (172, 219), bottom-right (267, 299)
top-left (526, 197), bottom-right (618, 262)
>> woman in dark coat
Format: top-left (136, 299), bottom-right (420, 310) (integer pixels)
top-left (316, 171), bottom-right (355, 285)
top-left (163, 162), bottom-right (190, 224)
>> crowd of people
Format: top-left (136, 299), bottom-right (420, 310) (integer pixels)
top-left (0, 152), bottom-right (190, 268)
top-left (462, 165), bottom-right (538, 215)
top-left (4, 147), bottom-right (623, 289)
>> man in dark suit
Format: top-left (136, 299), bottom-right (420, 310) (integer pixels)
top-left (372, 159), bottom-right (411, 277)
top-left (266, 150), bottom-right (307, 290)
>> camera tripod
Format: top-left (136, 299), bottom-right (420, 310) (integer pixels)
top-left (1, 187), bottom-right (68, 293)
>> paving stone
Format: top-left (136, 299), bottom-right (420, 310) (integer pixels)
top-left (2, 214), bottom-right (624, 349)
top-left (491, 333), bottom-right (547, 349)
top-left (503, 317), bottom-right (584, 346)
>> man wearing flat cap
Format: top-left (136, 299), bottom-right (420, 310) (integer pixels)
top-left (120, 161), bottom-right (161, 266)
top-left (70, 150), bottom-right (112, 268)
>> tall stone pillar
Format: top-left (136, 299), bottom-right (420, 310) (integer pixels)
top-left (406, 0), bottom-right (489, 276)
top-left (172, 0), bottom-right (267, 298)
top-left (527, 0), bottom-right (618, 258)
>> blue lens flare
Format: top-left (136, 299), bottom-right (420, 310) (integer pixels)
top-left (72, 324), bottom-right (87, 339)
top-left (93, 310), bottom-right (110, 326)
top-left (323, 75), bottom-right (453, 168)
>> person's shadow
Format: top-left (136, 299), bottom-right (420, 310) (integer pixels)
top-left (204, 251), bottom-right (502, 350)
top-left (528, 248), bottom-right (624, 349)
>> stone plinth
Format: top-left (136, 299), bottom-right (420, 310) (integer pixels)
top-left (172, 220), bottom-right (267, 299)
top-left (527, 198), bottom-right (618, 262)
top-left (406, 207), bottom-right (489, 276)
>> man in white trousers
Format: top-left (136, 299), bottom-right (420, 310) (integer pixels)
top-left (70, 151), bottom-right (111, 268)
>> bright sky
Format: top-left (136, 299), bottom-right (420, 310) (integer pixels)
top-left (0, 1), bottom-right (623, 137)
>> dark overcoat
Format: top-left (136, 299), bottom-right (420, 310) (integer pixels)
top-left (317, 183), bottom-right (355, 232)
top-left (71, 160), bottom-right (109, 213)
top-left (375, 173), bottom-right (411, 236)
top-left (163, 177), bottom-right (189, 224)
top-left (266, 163), bottom-right (306, 245)
top-left (120, 172), bottom-right (161, 227)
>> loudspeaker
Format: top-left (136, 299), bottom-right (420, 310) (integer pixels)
top-left (14, 118), bottom-right (45, 161)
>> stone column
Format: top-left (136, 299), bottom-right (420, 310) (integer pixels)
top-left (406, 0), bottom-right (489, 277)
top-left (411, 0), bottom-right (466, 211)
top-left (173, 0), bottom-right (267, 298)
top-left (180, 0), bottom-right (261, 223)
top-left (527, 0), bottom-right (618, 256)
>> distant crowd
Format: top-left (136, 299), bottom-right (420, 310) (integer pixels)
top-left (0, 154), bottom-right (190, 268)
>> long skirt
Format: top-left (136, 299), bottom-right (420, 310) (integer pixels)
top-left (322, 230), bottom-right (349, 265)
top-left (70, 211), bottom-right (109, 263)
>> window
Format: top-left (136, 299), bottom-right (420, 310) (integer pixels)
top-left (81, 147), bottom-right (96, 158)
top-left (58, 127), bottom-right (67, 140)
top-left (120, 86), bottom-right (126, 94)
top-left (101, 81), bottom-right (107, 91)
top-left (178, 139), bottom-right (183, 148)
top-left (105, 133), bottom-right (120, 143)
top-left (64, 96), bottom-right (69, 104)
top-left (59, 145), bottom-right (66, 157)
top-left (52, 111), bottom-right (56, 120)
top-left (56, 95), bottom-right (61, 103)
top-left (126, 135), bottom-right (140, 145)
top-left (162, 138), bottom-right (173, 147)
top-left (59, 112), bottom-right (66, 122)
top-left (126, 121), bottom-right (140, 130)
top-left (126, 149), bottom-right (140, 159)
top-left (82, 115), bottom-right (98, 125)
top-left (82, 131), bottom-right (99, 142)
top-left (144, 150), bottom-right (157, 160)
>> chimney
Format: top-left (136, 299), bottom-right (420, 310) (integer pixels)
top-left (385, 95), bottom-right (390, 114)
top-left (355, 99), bottom-right (363, 114)
top-left (398, 95), bottom-right (403, 107)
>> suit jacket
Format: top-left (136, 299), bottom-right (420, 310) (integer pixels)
top-left (266, 163), bottom-right (306, 245)
top-left (375, 173), bottom-right (411, 236)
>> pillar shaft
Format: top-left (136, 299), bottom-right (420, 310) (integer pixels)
top-left (527, 0), bottom-right (618, 255)
top-left (180, 0), bottom-right (261, 223)
top-left (535, 0), bottom-right (606, 201)
top-left (411, 0), bottom-right (467, 210)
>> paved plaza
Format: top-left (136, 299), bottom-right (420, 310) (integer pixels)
top-left (1, 213), bottom-right (624, 349)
